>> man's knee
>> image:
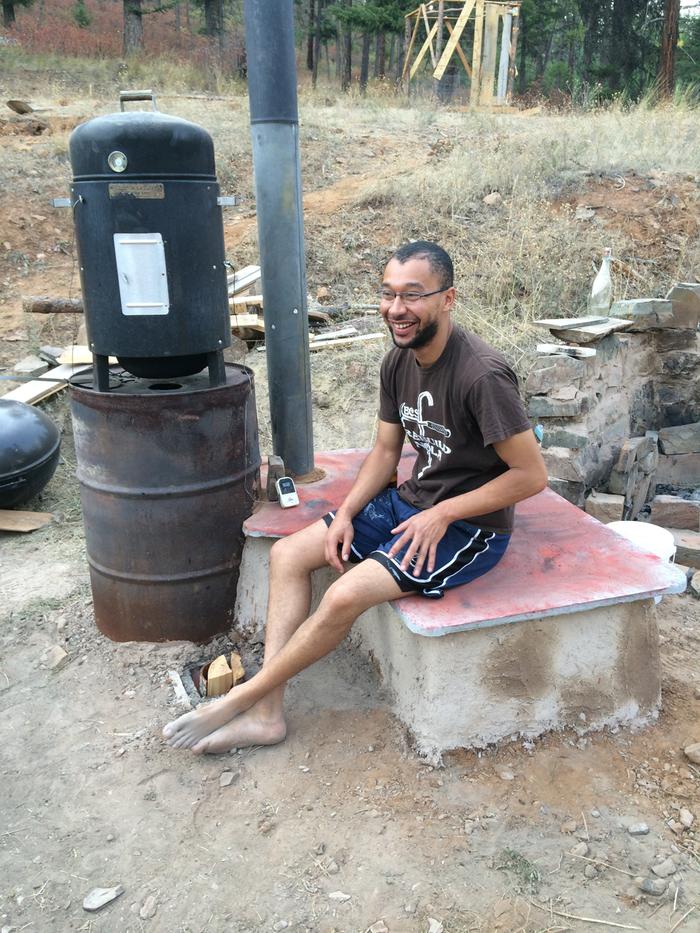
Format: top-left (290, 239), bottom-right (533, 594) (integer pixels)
top-left (270, 535), bottom-right (294, 569)
top-left (269, 521), bottom-right (327, 575)
top-left (320, 575), bottom-right (366, 625)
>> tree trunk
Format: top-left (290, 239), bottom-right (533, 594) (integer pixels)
top-left (312, 0), bottom-right (322, 87)
top-left (204, 0), bottom-right (223, 37)
top-left (123, 0), bottom-right (144, 55)
top-left (374, 31), bottom-right (386, 78)
top-left (3, 2), bottom-right (16, 27)
top-left (307, 0), bottom-right (315, 71)
top-left (341, 1), bottom-right (352, 92)
top-left (360, 32), bottom-right (370, 93)
top-left (577, 0), bottom-right (603, 85)
top-left (387, 33), bottom-right (395, 75)
top-left (658, 0), bottom-right (680, 98)
top-left (203, 0), bottom-right (224, 71)
top-left (433, 0), bottom-right (445, 97)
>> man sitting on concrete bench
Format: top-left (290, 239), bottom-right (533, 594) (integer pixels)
top-left (163, 240), bottom-right (547, 755)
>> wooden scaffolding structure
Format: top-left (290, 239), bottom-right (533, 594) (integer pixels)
top-left (403, 1), bottom-right (521, 107)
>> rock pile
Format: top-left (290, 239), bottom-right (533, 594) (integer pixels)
top-left (525, 283), bottom-right (700, 555)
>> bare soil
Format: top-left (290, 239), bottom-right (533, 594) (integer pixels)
top-left (1, 94), bottom-right (700, 933)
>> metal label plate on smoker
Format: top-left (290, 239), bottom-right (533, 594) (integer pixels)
top-left (109, 183), bottom-right (165, 200)
top-left (113, 232), bottom-right (170, 316)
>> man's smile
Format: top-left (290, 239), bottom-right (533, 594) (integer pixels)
top-left (387, 317), bottom-right (418, 335)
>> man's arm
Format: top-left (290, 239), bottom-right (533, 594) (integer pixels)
top-left (325, 419), bottom-right (405, 572)
top-left (388, 428), bottom-right (547, 576)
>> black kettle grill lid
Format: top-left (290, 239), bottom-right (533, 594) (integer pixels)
top-left (0, 399), bottom-right (61, 481)
top-left (69, 110), bottom-right (216, 180)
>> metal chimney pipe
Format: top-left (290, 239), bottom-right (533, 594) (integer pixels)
top-left (243, 0), bottom-right (314, 476)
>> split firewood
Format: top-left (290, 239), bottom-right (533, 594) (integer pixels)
top-left (206, 655), bottom-right (233, 697)
top-left (230, 652), bottom-right (246, 686)
top-left (23, 296), bottom-right (84, 314)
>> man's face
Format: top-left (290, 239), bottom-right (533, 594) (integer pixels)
top-left (380, 257), bottom-right (453, 352)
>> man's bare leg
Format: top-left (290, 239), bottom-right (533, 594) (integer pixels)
top-left (163, 519), bottom-right (328, 749)
top-left (163, 542), bottom-right (406, 753)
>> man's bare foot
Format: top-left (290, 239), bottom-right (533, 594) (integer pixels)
top-left (191, 707), bottom-right (287, 755)
top-left (162, 694), bottom-right (241, 750)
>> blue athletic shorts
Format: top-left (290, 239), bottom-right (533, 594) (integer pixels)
top-left (323, 487), bottom-right (510, 600)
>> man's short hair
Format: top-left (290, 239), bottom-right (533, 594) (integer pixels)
top-left (391, 241), bottom-right (454, 290)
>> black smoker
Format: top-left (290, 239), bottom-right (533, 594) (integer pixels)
top-left (63, 92), bottom-right (260, 643)
top-left (68, 90), bottom-right (231, 390)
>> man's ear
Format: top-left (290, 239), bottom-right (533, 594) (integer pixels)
top-left (444, 287), bottom-right (457, 310)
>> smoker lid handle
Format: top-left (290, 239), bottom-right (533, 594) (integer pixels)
top-left (119, 89), bottom-right (158, 111)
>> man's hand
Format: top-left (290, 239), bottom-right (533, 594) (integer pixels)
top-left (388, 504), bottom-right (450, 578)
top-left (324, 511), bottom-right (355, 573)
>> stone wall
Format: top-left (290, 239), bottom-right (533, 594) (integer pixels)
top-left (525, 284), bottom-right (700, 524)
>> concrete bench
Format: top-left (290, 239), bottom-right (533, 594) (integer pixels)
top-left (234, 450), bottom-right (687, 759)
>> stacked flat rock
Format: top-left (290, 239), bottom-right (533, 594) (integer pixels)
top-left (525, 283), bottom-right (700, 510)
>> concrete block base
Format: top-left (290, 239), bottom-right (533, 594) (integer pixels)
top-left (235, 538), bottom-right (661, 759)
top-left (351, 597), bottom-right (660, 758)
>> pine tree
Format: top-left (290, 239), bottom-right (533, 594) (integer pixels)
top-left (73, 0), bottom-right (91, 28)
top-left (3, 0), bottom-right (34, 29)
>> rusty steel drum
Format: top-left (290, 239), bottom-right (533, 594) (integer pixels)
top-left (69, 365), bottom-right (260, 642)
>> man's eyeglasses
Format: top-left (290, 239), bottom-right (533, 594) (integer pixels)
top-left (379, 286), bottom-right (449, 306)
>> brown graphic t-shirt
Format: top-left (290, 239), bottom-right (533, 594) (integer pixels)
top-left (379, 326), bottom-right (532, 532)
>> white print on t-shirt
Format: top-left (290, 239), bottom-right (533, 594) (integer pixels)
top-left (399, 390), bottom-right (452, 479)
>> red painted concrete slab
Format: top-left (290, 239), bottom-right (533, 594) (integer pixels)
top-left (244, 449), bottom-right (687, 636)
top-left (245, 449), bottom-right (417, 539)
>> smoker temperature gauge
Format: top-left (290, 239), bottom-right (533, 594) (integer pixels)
top-left (108, 150), bottom-right (128, 173)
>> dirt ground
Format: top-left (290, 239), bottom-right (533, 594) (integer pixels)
top-left (1, 92), bottom-right (700, 932)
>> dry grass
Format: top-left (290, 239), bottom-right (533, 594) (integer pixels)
top-left (2, 53), bottom-right (698, 385)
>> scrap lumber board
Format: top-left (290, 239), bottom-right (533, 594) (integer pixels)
top-left (536, 343), bottom-right (597, 359)
top-left (57, 346), bottom-right (117, 365)
top-left (0, 509), bottom-right (53, 532)
top-left (308, 332), bottom-right (385, 351)
top-left (230, 294), bottom-right (263, 307)
top-left (230, 295), bottom-right (331, 324)
top-left (2, 363), bottom-right (91, 405)
top-left (227, 265), bottom-right (261, 294)
top-left (231, 313), bottom-right (262, 328)
top-left (230, 313), bottom-right (265, 333)
top-left (311, 326), bottom-right (359, 342)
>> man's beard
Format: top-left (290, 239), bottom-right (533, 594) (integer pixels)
top-left (390, 319), bottom-right (439, 351)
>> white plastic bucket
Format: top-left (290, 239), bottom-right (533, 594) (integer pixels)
top-left (607, 521), bottom-right (676, 562)
top-left (607, 521), bottom-right (676, 603)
